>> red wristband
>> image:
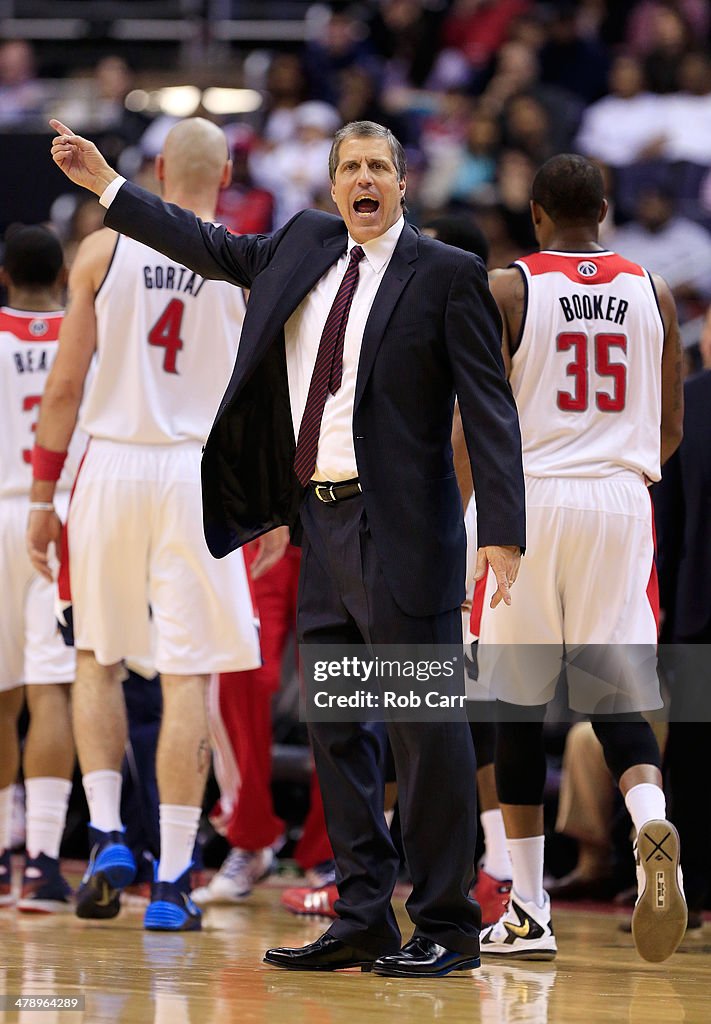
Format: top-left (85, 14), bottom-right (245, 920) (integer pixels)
top-left (31, 444), bottom-right (68, 482)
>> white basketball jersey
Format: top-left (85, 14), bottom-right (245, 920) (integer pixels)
top-left (510, 250), bottom-right (664, 480)
top-left (81, 235), bottom-right (246, 444)
top-left (0, 308), bottom-right (80, 498)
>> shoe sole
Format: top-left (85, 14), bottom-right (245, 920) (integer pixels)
top-left (281, 906), bottom-right (337, 919)
top-left (191, 890), bottom-right (251, 906)
top-left (144, 905), bottom-right (202, 932)
top-left (192, 860), bottom-right (274, 906)
top-left (632, 820), bottom-right (687, 963)
top-left (17, 899), bottom-right (73, 914)
top-left (372, 957), bottom-right (481, 978)
top-left (262, 957), bottom-right (374, 972)
top-left (480, 948), bottom-right (557, 961)
top-left (75, 871), bottom-right (124, 920)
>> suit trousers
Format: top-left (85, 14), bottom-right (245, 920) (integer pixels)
top-left (297, 490), bottom-right (480, 956)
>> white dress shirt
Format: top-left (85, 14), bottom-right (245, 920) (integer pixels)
top-left (285, 215), bottom-right (405, 482)
top-left (101, 181), bottom-right (405, 482)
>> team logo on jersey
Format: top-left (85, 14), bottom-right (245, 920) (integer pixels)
top-left (577, 260), bottom-right (598, 278)
top-left (28, 318), bottom-right (49, 337)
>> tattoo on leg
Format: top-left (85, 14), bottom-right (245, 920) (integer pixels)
top-left (197, 738), bottom-right (210, 774)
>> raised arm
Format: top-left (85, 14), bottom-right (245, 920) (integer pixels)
top-left (50, 119), bottom-right (283, 289)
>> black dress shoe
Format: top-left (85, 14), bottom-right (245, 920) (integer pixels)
top-left (263, 933), bottom-right (376, 972)
top-left (372, 937), bottom-right (480, 978)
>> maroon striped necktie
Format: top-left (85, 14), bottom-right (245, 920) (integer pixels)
top-left (294, 244), bottom-right (365, 486)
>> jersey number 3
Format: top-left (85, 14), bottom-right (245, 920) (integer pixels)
top-left (148, 298), bottom-right (185, 374)
top-left (556, 332), bottom-right (627, 412)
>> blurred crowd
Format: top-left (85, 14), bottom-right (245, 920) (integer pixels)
top-left (3, 2), bottom-right (711, 360)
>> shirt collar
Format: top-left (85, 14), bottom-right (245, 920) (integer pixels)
top-left (347, 216), bottom-right (405, 274)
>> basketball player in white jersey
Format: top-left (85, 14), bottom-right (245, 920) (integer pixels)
top-left (0, 225), bottom-right (78, 911)
top-left (26, 119), bottom-right (284, 932)
top-left (474, 155), bottom-right (687, 963)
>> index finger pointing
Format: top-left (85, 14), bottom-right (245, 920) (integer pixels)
top-left (49, 118), bottom-right (74, 137)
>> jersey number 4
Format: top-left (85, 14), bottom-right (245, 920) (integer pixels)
top-left (556, 332), bottom-right (627, 412)
top-left (148, 298), bottom-right (185, 374)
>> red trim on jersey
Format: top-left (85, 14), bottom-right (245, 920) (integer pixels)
top-left (0, 310), bottom-right (62, 342)
top-left (647, 492), bottom-right (661, 638)
top-left (469, 568), bottom-right (489, 640)
top-left (519, 252), bottom-right (645, 285)
top-left (57, 443), bottom-right (90, 603)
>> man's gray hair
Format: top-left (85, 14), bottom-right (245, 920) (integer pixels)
top-left (328, 121), bottom-right (407, 183)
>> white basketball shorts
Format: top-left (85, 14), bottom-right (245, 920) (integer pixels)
top-left (475, 474), bottom-right (661, 714)
top-left (66, 439), bottom-right (261, 675)
top-left (0, 493), bottom-right (75, 690)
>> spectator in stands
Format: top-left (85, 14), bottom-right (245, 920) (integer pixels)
top-left (216, 124), bottom-right (274, 235)
top-left (367, 0), bottom-right (448, 90)
top-left (0, 40), bottom-right (45, 127)
top-left (610, 185), bottom-right (711, 325)
top-left (304, 9), bottom-right (376, 107)
top-left (250, 101), bottom-right (340, 227)
top-left (627, 2), bottom-right (693, 94)
top-left (420, 106), bottom-right (498, 211)
top-left (575, 54), bottom-right (664, 167)
top-left (261, 54), bottom-right (308, 145)
top-left (441, 0), bottom-right (532, 89)
top-left (662, 52), bottom-right (711, 166)
top-left (481, 41), bottom-right (581, 153)
top-left (501, 93), bottom-right (555, 164)
top-left (493, 148), bottom-right (538, 251)
top-left (538, 3), bottom-right (610, 103)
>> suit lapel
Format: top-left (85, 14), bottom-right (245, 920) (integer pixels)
top-left (354, 223), bottom-right (418, 409)
top-left (237, 234), bottom-right (347, 381)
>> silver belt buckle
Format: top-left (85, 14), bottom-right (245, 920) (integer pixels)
top-left (315, 483), bottom-right (337, 503)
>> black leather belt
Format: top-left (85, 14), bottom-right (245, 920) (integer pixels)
top-left (310, 478), bottom-right (362, 504)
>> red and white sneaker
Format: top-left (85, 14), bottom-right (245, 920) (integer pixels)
top-left (281, 883), bottom-right (339, 918)
top-left (472, 868), bottom-right (513, 927)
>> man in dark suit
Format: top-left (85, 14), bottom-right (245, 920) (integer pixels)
top-left (655, 365), bottom-right (711, 932)
top-left (49, 118), bottom-right (526, 977)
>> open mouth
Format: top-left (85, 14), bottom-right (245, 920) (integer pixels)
top-left (353, 196), bottom-right (380, 215)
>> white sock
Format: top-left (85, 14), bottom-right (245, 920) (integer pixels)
top-left (83, 770), bottom-right (123, 834)
top-left (624, 783), bottom-right (666, 835)
top-left (508, 835), bottom-right (545, 908)
top-left (24, 777), bottom-right (72, 860)
top-left (480, 809), bottom-right (513, 881)
top-left (0, 786), bottom-right (13, 853)
top-left (157, 804), bottom-right (201, 882)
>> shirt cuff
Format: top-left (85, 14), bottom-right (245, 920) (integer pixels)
top-left (99, 176), bottom-right (126, 209)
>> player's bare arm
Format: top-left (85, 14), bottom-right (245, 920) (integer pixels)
top-left (49, 119), bottom-right (119, 196)
top-left (451, 403), bottom-right (474, 509)
top-left (488, 267), bottom-right (526, 377)
top-left (653, 273), bottom-right (684, 466)
top-left (26, 229), bottom-right (114, 580)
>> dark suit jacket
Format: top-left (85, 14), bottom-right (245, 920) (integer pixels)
top-left (654, 369), bottom-right (711, 639)
top-left (105, 185), bottom-right (525, 617)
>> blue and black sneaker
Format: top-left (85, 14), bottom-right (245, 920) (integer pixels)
top-left (144, 865), bottom-right (202, 932)
top-left (76, 826), bottom-right (136, 920)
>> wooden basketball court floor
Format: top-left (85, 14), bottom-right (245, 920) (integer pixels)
top-left (1, 874), bottom-right (710, 1024)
